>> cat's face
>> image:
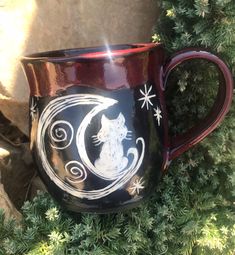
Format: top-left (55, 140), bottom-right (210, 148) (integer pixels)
top-left (96, 113), bottom-right (128, 142)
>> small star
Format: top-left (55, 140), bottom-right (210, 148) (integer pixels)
top-left (30, 99), bottom-right (37, 120)
top-left (130, 177), bottom-right (145, 195)
top-left (138, 84), bottom-right (156, 110)
top-left (153, 107), bottom-right (162, 126)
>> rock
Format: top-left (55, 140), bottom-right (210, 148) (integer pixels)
top-left (0, 97), bottom-right (29, 136)
top-left (0, 113), bottom-right (46, 210)
top-left (0, 147), bottom-right (10, 159)
top-left (29, 176), bottom-right (47, 201)
top-left (0, 183), bottom-right (22, 222)
top-left (0, 0), bottom-right (159, 135)
top-left (0, 141), bottom-right (35, 209)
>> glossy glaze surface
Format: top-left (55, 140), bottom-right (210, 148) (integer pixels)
top-left (21, 44), bottom-right (160, 96)
top-left (22, 43), bottom-right (233, 213)
top-left (163, 49), bottom-right (234, 160)
top-left (30, 84), bottom-right (163, 213)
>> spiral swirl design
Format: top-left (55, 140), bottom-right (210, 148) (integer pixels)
top-left (36, 94), bottom-right (144, 200)
top-left (49, 120), bottom-right (74, 149)
top-left (65, 161), bottom-right (87, 183)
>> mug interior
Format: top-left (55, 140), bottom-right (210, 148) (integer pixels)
top-left (22, 43), bottom-right (158, 61)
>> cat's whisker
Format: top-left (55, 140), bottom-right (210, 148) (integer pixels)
top-left (92, 137), bottom-right (99, 142)
top-left (93, 139), bottom-right (102, 144)
top-left (94, 141), bottom-right (102, 146)
top-left (92, 135), bottom-right (98, 138)
top-left (127, 131), bottom-right (132, 133)
top-left (125, 137), bottom-right (132, 140)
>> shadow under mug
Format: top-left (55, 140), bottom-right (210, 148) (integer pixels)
top-left (21, 43), bottom-right (233, 213)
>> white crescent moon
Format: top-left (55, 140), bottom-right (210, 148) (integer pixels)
top-left (37, 94), bottom-right (145, 200)
top-left (76, 98), bottom-right (122, 180)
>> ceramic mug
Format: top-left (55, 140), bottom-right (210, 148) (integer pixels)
top-left (21, 43), bottom-right (233, 213)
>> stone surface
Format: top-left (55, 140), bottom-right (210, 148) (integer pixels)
top-left (29, 176), bottom-right (47, 201)
top-left (0, 183), bottom-right (22, 222)
top-left (0, 141), bottom-right (35, 209)
top-left (0, 0), bottom-right (159, 135)
top-left (0, 111), bottom-right (46, 211)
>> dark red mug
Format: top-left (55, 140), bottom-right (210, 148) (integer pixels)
top-left (21, 43), bottom-right (233, 213)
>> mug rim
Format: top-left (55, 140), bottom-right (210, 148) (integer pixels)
top-left (21, 43), bottom-right (160, 63)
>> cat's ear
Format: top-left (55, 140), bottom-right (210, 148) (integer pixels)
top-left (117, 113), bottom-right (125, 124)
top-left (101, 114), bottom-right (109, 125)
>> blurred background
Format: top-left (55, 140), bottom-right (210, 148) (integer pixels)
top-left (0, 0), bottom-right (159, 135)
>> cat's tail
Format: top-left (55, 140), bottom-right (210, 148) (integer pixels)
top-left (79, 137), bottom-right (145, 200)
top-left (127, 137), bottom-right (145, 173)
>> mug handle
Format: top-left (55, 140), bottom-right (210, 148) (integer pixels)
top-left (163, 49), bottom-right (233, 161)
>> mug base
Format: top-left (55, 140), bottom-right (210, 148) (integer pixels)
top-left (61, 195), bottom-right (148, 214)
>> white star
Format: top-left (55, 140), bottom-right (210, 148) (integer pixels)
top-left (30, 99), bottom-right (37, 120)
top-left (138, 84), bottom-right (156, 110)
top-left (153, 107), bottom-right (162, 126)
top-left (130, 177), bottom-right (145, 195)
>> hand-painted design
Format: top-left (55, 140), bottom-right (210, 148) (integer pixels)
top-left (37, 94), bottom-right (145, 200)
top-left (138, 84), bottom-right (156, 110)
top-left (92, 114), bottom-right (132, 146)
top-left (75, 137), bottom-right (145, 200)
top-left (91, 113), bottom-right (133, 180)
top-left (138, 84), bottom-right (163, 127)
top-left (49, 120), bottom-right (74, 150)
top-left (30, 98), bottom-right (37, 120)
top-left (77, 109), bottom-right (145, 182)
top-left (65, 161), bottom-right (87, 184)
top-left (130, 177), bottom-right (145, 195)
top-left (153, 107), bottom-right (162, 126)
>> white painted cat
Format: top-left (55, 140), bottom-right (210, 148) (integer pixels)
top-left (92, 113), bottom-right (132, 177)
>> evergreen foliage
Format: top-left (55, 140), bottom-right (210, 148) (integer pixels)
top-left (0, 1), bottom-right (235, 254)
